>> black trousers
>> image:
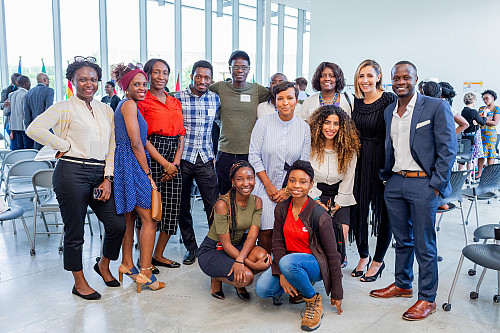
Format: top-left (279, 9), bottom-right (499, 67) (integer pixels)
top-left (215, 151), bottom-right (248, 195)
top-left (53, 160), bottom-right (126, 271)
top-left (179, 156), bottom-right (219, 251)
top-left (355, 205), bottom-right (392, 263)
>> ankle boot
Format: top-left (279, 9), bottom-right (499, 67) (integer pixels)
top-left (301, 293), bottom-right (323, 331)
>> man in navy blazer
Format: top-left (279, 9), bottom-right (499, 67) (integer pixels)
top-left (24, 73), bottom-right (54, 149)
top-left (370, 61), bottom-right (457, 321)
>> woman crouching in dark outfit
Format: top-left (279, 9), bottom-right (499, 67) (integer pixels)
top-left (256, 160), bottom-right (343, 332)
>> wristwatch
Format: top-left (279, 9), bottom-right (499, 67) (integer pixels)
top-left (105, 175), bottom-right (114, 183)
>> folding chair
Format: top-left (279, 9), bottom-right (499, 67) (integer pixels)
top-left (442, 225), bottom-right (500, 311)
top-left (31, 169), bottom-right (100, 255)
top-left (5, 160), bottom-right (52, 234)
top-left (462, 164), bottom-right (500, 228)
top-left (1, 149), bottom-right (38, 186)
top-left (436, 170), bottom-right (469, 261)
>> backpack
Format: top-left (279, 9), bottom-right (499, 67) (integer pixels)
top-left (309, 204), bottom-right (346, 264)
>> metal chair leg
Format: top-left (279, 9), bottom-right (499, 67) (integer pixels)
top-left (459, 202), bottom-right (468, 246)
top-left (97, 217), bottom-right (102, 240)
top-left (32, 204), bottom-right (37, 252)
top-left (444, 253), bottom-right (465, 309)
top-left (475, 267), bottom-right (488, 293)
top-left (86, 213), bottom-right (94, 236)
top-left (473, 196), bottom-right (479, 228)
top-left (40, 211), bottom-right (50, 233)
top-left (465, 199), bottom-right (474, 225)
top-left (20, 215), bottom-right (34, 254)
top-left (436, 213), bottom-right (444, 231)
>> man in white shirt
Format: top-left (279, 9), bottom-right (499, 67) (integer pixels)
top-left (370, 61), bottom-right (456, 321)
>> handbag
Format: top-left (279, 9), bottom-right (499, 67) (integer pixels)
top-left (151, 181), bottom-right (162, 221)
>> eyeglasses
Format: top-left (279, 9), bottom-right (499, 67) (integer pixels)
top-left (127, 62), bottom-right (144, 70)
top-left (74, 56), bottom-right (97, 64)
top-left (231, 65), bottom-right (250, 72)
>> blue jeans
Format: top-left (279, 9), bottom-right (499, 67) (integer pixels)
top-left (256, 253), bottom-right (322, 299)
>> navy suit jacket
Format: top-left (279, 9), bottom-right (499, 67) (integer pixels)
top-left (24, 83), bottom-right (54, 128)
top-left (380, 93), bottom-right (457, 198)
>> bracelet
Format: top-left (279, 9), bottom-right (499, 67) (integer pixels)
top-left (284, 187), bottom-right (290, 196)
top-left (165, 163), bottom-right (172, 173)
top-left (172, 163), bottom-right (179, 168)
top-left (234, 260), bottom-right (245, 265)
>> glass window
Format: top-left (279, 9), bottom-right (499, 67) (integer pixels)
top-left (147, 2), bottom-right (176, 91)
top-left (239, 1), bottom-right (257, 83)
top-left (212, 0), bottom-right (233, 82)
top-left (182, 3), bottom-right (205, 90)
top-left (4, 0), bottom-right (54, 87)
top-left (107, 0), bottom-right (140, 68)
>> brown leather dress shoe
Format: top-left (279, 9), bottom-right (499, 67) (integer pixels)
top-left (369, 283), bottom-right (413, 298)
top-left (402, 300), bottom-right (436, 321)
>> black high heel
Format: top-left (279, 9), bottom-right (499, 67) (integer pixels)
top-left (351, 255), bottom-right (372, 277)
top-left (360, 262), bottom-right (385, 282)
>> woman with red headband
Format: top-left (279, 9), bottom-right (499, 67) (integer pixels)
top-left (112, 63), bottom-right (172, 292)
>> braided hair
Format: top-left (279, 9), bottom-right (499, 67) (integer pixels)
top-left (422, 81), bottom-right (442, 98)
top-left (438, 81), bottom-right (456, 106)
top-left (224, 161), bottom-right (255, 241)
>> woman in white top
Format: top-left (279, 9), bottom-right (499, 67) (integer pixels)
top-left (26, 57), bottom-right (126, 300)
top-left (249, 81), bottom-right (311, 253)
top-left (308, 104), bottom-right (360, 267)
top-left (297, 62), bottom-right (354, 120)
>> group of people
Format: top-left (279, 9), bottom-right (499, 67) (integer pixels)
top-left (15, 49), bottom-right (469, 331)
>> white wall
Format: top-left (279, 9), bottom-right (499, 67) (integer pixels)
top-left (308, 0), bottom-right (500, 108)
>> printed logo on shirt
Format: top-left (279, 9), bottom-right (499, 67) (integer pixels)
top-left (302, 227), bottom-right (308, 233)
top-left (208, 108), bottom-right (216, 117)
top-left (240, 94), bottom-right (251, 102)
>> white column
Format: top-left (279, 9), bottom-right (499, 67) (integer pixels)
top-left (276, 4), bottom-right (284, 73)
top-left (263, 0), bottom-right (271, 83)
top-left (99, 0), bottom-right (109, 96)
top-left (0, 0), bottom-right (8, 90)
top-left (296, 9), bottom-right (305, 78)
top-left (52, 0), bottom-right (63, 101)
top-left (205, 0), bottom-right (212, 63)
top-left (232, 0), bottom-right (239, 51)
top-left (175, 0), bottom-right (182, 90)
top-left (255, 0), bottom-right (264, 84)
top-left (139, 0), bottom-right (148, 65)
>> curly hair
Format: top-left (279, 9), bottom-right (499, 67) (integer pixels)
top-left (422, 81), bottom-right (442, 98)
top-left (65, 60), bottom-right (102, 81)
top-left (308, 105), bottom-right (360, 174)
top-left (311, 62), bottom-right (345, 93)
top-left (110, 63), bottom-right (141, 91)
top-left (482, 89), bottom-right (497, 101)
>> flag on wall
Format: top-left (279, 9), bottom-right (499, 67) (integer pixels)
top-left (175, 71), bottom-right (180, 91)
top-left (41, 58), bottom-right (46, 74)
top-left (111, 78), bottom-right (117, 95)
top-left (66, 80), bottom-right (74, 99)
top-left (18, 56), bottom-right (22, 74)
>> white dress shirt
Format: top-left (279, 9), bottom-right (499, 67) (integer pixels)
top-left (256, 100), bottom-right (302, 119)
top-left (391, 92), bottom-right (422, 172)
top-left (26, 96), bottom-right (115, 176)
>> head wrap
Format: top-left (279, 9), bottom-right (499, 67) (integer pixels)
top-left (286, 160), bottom-right (314, 182)
top-left (120, 69), bottom-right (148, 92)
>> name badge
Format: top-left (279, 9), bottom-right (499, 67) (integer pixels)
top-left (208, 109), bottom-right (216, 117)
top-left (240, 94), bottom-right (251, 102)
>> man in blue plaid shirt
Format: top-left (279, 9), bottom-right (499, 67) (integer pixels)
top-left (174, 60), bottom-right (220, 265)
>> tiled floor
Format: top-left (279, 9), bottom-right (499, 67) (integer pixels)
top-left (1, 194), bottom-right (499, 332)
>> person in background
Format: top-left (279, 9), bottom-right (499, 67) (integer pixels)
top-left (0, 73), bottom-right (20, 110)
top-left (101, 81), bottom-right (121, 111)
top-left (477, 89), bottom-right (500, 178)
top-left (256, 160), bottom-right (343, 331)
top-left (4, 75), bottom-right (32, 149)
top-left (257, 73), bottom-right (302, 119)
top-left (26, 57), bottom-right (126, 300)
top-left (438, 82), bottom-right (468, 135)
top-left (24, 72), bottom-right (54, 149)
top-left (297, 62), bottom-right (354, 120)
top-left (460, 93), bottom-right (485, 171)
top-left (111, 63), bottom-right (170, 292)
top-left (174, 60), bottom-right (220, 265)
top-left (350, 60), bottom-right (396, 282)
top-left (209, 50), bottom-right (270, 195)
top-left (137, 58), bottom-right (185, 269)
top-left (295, 77), bottom-right (309, 101)
top-left (308, 104), bottom-right (359, 268)
top-left (198, 161), bottom-right (270, 302)
top-left (249, 81), bottom-right (310, 255)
